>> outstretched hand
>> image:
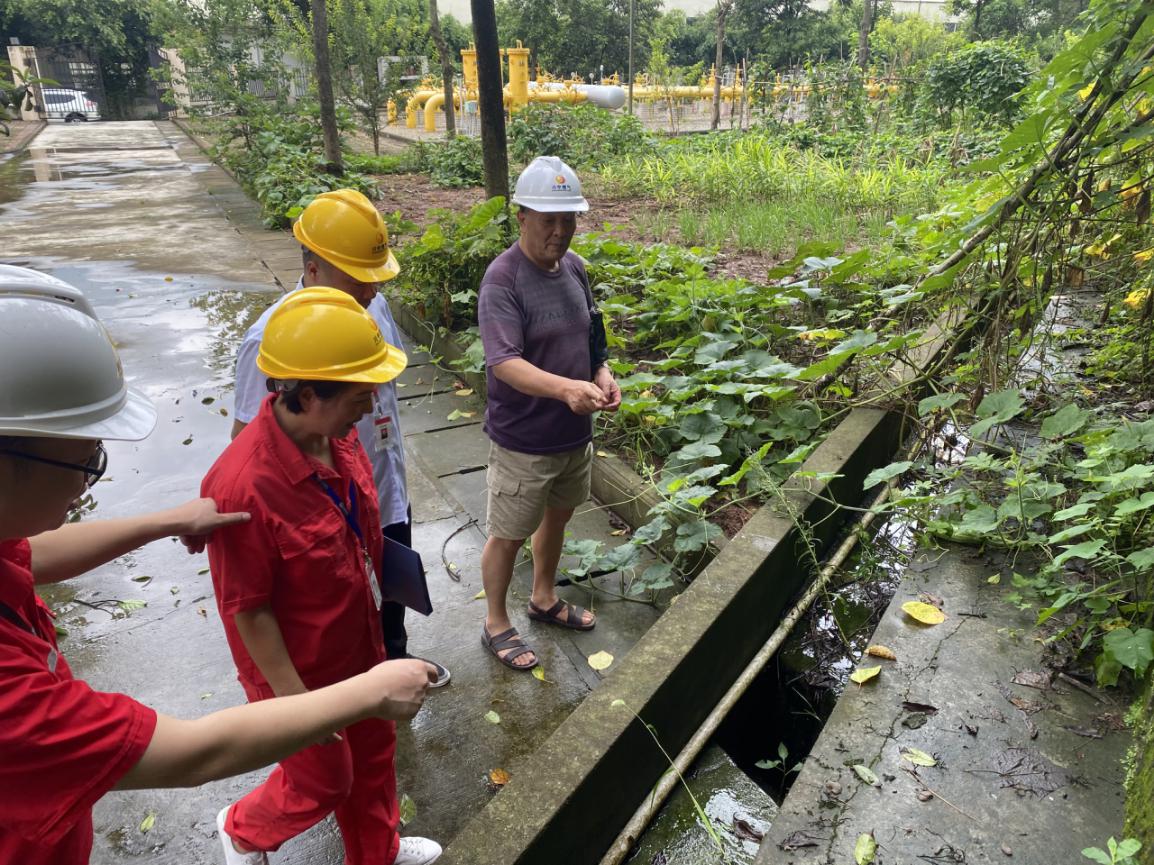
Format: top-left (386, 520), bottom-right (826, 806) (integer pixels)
top-left (169, 498), bottom-right (251, 554)
top-left (366, 658), bottom-right (437, 721)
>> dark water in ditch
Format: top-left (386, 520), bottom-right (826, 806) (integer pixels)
top-left (714, 515), bottom-right (913, 802)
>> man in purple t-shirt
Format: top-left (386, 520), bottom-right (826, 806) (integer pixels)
top-left (477, 156), bottom-right (622, 671)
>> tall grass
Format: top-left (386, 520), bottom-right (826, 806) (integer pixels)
top-left (600, 132), bottom-right (944, 213)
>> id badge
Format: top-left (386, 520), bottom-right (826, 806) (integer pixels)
top-left (373, 414), bottom-right (393, 452)
top-left (364, 550), bottom-right (383, 610)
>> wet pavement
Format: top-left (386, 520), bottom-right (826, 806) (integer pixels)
top-left (0, 121), bottom-right (664, 862)
top-left (756, 545), bottom-right (1128, 865)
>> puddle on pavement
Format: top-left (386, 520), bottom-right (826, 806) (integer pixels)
top-left (3, 258), bottom-right (276, 654)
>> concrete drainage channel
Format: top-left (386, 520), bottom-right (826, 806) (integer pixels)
top-left (396, 303), bottom-right (973, 864)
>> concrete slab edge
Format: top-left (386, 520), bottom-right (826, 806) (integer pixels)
top-left (439, 407), bottom-right (904, 865)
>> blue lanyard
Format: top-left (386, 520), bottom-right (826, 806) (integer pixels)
top-left (315, 476), bottom-right (364, 545)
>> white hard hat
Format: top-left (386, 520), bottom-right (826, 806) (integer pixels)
top-left (0, 264), bottom-right (98, 318)
top-left (511, 156), bottom-right (589, 213)
top-left (0, 286), bottom-right (157, 441)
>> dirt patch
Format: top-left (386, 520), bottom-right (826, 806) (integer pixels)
top-left (369, 173), bottom-right (776, 284)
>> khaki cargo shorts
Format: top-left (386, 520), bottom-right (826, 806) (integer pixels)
top-left (485, 441), bottom-right (594, 540)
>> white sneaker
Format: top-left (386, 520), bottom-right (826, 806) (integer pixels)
top-left (393, 836), bottom-right (442, 865)
top-left (216, 806), bottom-right (268, 865)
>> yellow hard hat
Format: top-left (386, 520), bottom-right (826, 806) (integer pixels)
top-left (292, 189), bottom-right (401, 283)
top-left (257, 287), bottom-right (408, 383)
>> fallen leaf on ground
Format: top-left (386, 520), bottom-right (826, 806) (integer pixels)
top-left (454, 389), bottom-right (474, 397)
top-left (609, 528), bottom-right (627, 536)
top-left (732, 817), bottom-right (764, 842)
top-left (139, 811), bottom-right (156, 833)
top-left (780, 831), bottom-right (821, 850)
top-left (131, 575), bottom-right (152, 584)
top-left (901, 747), bottom-right (937, 767)
top-left (865, 645), bottom-right (896, 660)
top-left (916, 788), bottom-right (934, 802)
top-left (854, 832), bottom-right (877, 865)
top-left (902, 600), bottom-right (946, 625)
top-left (489, 768), bottom-right (510, 786)
top-left (852, 764), bottom-right (880, 786)
top-left (398, 793), bottom-right (416, 826)
top-left (588, 650), bottom-right (614, 671)
top-left (902, 701), bottom-right (938, 714)
top-left (473, 589), bottom-right (486, 600)
top-left (596, 450), bottom-right (609, 457)
top-left (1063, 725), bottom-right (1103, 739)
top-left (484, 710), bottom-right (501, 724)
top-left (850, 665), bottom-right (881, 684)
top-left (531, 666), bottom-right (547, 682)
top-left (1011, 670), bottom-right (1052, 690)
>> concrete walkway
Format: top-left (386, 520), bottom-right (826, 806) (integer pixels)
top-left (0, 120), bottom-right (662, 863)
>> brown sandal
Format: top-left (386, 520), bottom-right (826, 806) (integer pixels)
top-left (528, 598), bottom-right (596, 631)
top-left (481, 625), bottom-right (538, 670)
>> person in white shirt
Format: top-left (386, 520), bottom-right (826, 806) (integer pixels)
top-left (230, 189), bottom-right (449, 688)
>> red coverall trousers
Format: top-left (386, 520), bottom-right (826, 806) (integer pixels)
top-left (224, 688), bottom-right (400, 865)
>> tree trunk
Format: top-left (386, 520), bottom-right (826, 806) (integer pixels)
top-left (429, 0), bottom-right (456, 138)
top-left (310, 0), bottom-right (343, 173)
top-left (856, 0), bottom-right (874, 70)
top-left (710, 0), bottom-right (731, 131)
top-left (471, 0), bottom-right (509, 200)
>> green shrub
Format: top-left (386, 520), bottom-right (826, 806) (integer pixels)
top-left (212, 101), bottom-right (377, 228)
top-left (508, 102), bottom-right (652, 169)
top-left (345, 151), bottom-right (420, 174)
top-left (413, 136), bottom-right (484, 188)
top-left (917, 40), bottom-right (1032, 127)
top-left (391, 196), bottom-right (511, 327)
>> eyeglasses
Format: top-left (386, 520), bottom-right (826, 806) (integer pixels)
top-left (0, 442), bottom-right (108, 488)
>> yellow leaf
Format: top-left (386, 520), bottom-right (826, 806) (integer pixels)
top-left (163, 276), bottom-right (174, 282)
top-left (1134, 248), bottom-right (1154, 263)
top-left (900, 747), bottom-right (937, 767)
top-left (139, 811), bottom-right (156, 833)
top-left (865, 645), bottom-right (896, 660)
top-left (588, 650), bottom-right (614, 671)
top-left (609, 528), bottom-right (627, 536)
top-left (596, 450), bottom-right (610, 458)
top-left (850, 665), bottom-right (881, 684)
top-left (854, 832), bottom-right (877, 865)
top-left (473, 589), bottom-right (486, 600)
top-left (1077, 83), bottom-right (1095, 101)
top-left (901, 601), bottom-right (946, 625)
top-left (489, 768), bottom-right (511, 786)
top-left (1125, 289), bottom-right (1150, 310)
top-left (454, 389), bottom-right (474, 397)
top-left (484, 710), bottom-right (501, 724)
top-left (532, 665), bottom-right (546, 682)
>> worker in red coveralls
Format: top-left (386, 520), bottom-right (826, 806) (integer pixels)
top-left (0, 272), bottom-right (436, 865)
top-left (203, 287), bottom-right (442, 865)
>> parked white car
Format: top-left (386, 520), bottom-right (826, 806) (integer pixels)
top-left (40, 87), bottom-right (101, 122)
